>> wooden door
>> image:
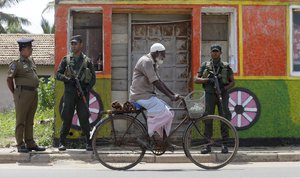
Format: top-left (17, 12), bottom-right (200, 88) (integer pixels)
top-left (131, 21), bottom-right (192, 105)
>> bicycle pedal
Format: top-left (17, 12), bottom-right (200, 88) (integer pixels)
top-left (165, 143), bottom-right (177, 152)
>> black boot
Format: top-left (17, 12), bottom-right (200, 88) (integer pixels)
top-left (27, 145), bottom-right (46, 152)
top-left (86, 137), bottom-right (93, 151)
top-left (201, 146), bottom-right (211, 154)
top-left (86, 143), bottom-right (93, 151)
top-left (17, 145), bottom-right (29, 153)
top-left (58, 143), bottom-right (66, 151)
top-left (221, 145), bottom-right (228, 154)
top-left (58, 137), bottom-right (67, 151)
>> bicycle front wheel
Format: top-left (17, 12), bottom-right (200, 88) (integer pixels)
top-left (183, 115), bottom-right (239, 170)
top-left (92, 114), bottom-right (147, 170)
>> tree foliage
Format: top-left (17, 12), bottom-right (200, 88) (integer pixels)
top-left (41, 1), bottom-right (55, 34)
top-left (0, 0), bottom-right (31, 33)
top-left (38, 77), bottom-right (55, 111)
top-left (41, 17), bottom-right (55, 34)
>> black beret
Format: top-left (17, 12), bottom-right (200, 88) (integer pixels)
top-left (211, 44), bottom-right (222, 52)
top-left (70, 35), bottom-right (82, 43)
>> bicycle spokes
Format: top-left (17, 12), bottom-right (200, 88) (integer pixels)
top-left (92, 115), bottom-right (147, 170)
top-left (183, 115), bottom-right (239, 170)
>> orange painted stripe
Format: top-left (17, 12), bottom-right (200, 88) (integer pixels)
top-left (96, 73), bottom-right (112, 79)
top-left (103, 6), bottom-right (112, 75)
top-left (192, 7), bottom-right (201, 77)
top-left (235, 76), bottom-right (300, 80)
top-left (54, 5), bottom-right (71, 71)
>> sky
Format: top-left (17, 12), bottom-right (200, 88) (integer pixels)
top-left (2, 0), bottom-right (54, 34)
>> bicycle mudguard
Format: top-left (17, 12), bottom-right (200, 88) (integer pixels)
top-left (89, 126), bottom-right (96, 140)
top-left (89, 115), bottom-right (111, 140)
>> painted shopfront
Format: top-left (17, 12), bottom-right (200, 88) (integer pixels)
top-left (54, 0), bottom-right (300, 146)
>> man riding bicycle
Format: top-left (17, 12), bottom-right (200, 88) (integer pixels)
top-left (129, 43), bottom-right (180, 148)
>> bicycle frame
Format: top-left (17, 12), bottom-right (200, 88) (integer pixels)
top-left (118, 99), bottom-right (197, 142)
top-left (91, 97), bottom-right (239, 170)
top-left (91, 97), bottom-right (198, 140)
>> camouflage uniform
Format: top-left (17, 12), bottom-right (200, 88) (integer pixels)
top-left (198, 59), bottom-right (233, 139)
top-left (56, 52), bottom-right (96, 148)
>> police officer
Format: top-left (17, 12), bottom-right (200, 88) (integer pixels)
top-left (194, 44), bottom-right (235, 154)
top-left (6, 39), bottom-right (46, 153)
top-left (56, 35), bottom-right (96, 151)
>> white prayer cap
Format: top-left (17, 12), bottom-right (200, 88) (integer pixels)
top-left (150, 43), bottom-right (165, 52)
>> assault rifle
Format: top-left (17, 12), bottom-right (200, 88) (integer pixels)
top-left (74, 76), bottom-right (88, 105)
top-left (208, 71), bottom-right (225, 116)
top-left (68, 66), bottom-right (90, 113)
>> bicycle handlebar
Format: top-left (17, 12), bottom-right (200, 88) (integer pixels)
top-left (175, 96), bottom-right (188, 110)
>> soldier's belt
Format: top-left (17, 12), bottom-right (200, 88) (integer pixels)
top-left (16, 85), bottom-right (37, 91)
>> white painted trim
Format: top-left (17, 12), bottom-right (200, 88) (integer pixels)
top-left (290, 5), bottom-right (300, 77)
top-left (229, 9), bottom-right (238, 73)
top-left (201, 7), bottom-right (238, 73)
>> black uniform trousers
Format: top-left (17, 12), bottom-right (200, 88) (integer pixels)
top-left (60, 90), bottom-right (91, 145)
top-left (204, 91), bottom-right (231, 140)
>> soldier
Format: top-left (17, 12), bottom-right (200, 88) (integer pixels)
top-left (56, 35), bottom-right (96, 151)
top-left (194, 44), bottom-right (235, 154)
top-left (6, 39), bottom-right (46, 153)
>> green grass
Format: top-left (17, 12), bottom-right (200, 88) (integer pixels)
top-left (0, 111), bottom-right (15, 147)
top-left (0, 109), bottom-right (54, 148)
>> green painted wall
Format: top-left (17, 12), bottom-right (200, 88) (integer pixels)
top-left (195, 80), bottom-right (300, 139)
top-left (53, 79), bottom-right (111, 139)
top-left (54, 79), bottom-right (300, 142)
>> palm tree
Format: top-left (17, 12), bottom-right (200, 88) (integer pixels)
top-left (41, 17), bottom-right (54, 34)
top-left (0, 0), bottom-right (31, 33)
top-left (42, 0), bottom-right (54, 15)
top-left (41, 1), bottom-right (55, 34)
top-left (5, 21), bottom-right (28, 33)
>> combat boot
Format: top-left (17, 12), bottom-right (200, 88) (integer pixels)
top-left (58, 144), bottom-right (66, 151)
top-left (201, 146), bottom-right (211, 154)
top-left (17, 145), bottom-right (29, 153)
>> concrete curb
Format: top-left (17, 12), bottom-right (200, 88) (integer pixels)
top-left (1, 147), bottom-right (300, 164)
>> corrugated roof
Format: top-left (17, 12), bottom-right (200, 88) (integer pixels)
top-left (0, 34), bottom-right (54, 65)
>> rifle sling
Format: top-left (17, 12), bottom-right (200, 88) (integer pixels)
top-left (67, 55), bottom-right (86, 78)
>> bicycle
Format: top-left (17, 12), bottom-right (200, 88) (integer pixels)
top-left (91, 91), bottom-right (239, 170)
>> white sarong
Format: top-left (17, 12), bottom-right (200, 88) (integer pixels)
top-left (137, 96), bottom-right (174, 137)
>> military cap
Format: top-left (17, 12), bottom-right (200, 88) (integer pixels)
top-left (211, 44), bottom-right (222, 52)
top-left (70, 35), bottom-right (82, 43)
top-left (17, 38), bottom-right (34, 48)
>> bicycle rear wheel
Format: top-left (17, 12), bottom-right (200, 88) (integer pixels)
top-left (183, 115), bottom-right (239, 169)
top-left (92, 114), bottom-right (147, 170)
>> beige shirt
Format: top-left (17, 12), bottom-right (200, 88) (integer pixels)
top-left (129, 54), bottom-right (159, 101)
top-left (7, 56), bottom-right (39, 88)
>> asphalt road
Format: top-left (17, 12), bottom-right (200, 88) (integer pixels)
top-left (1, 161), bottom-right (300, 178)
